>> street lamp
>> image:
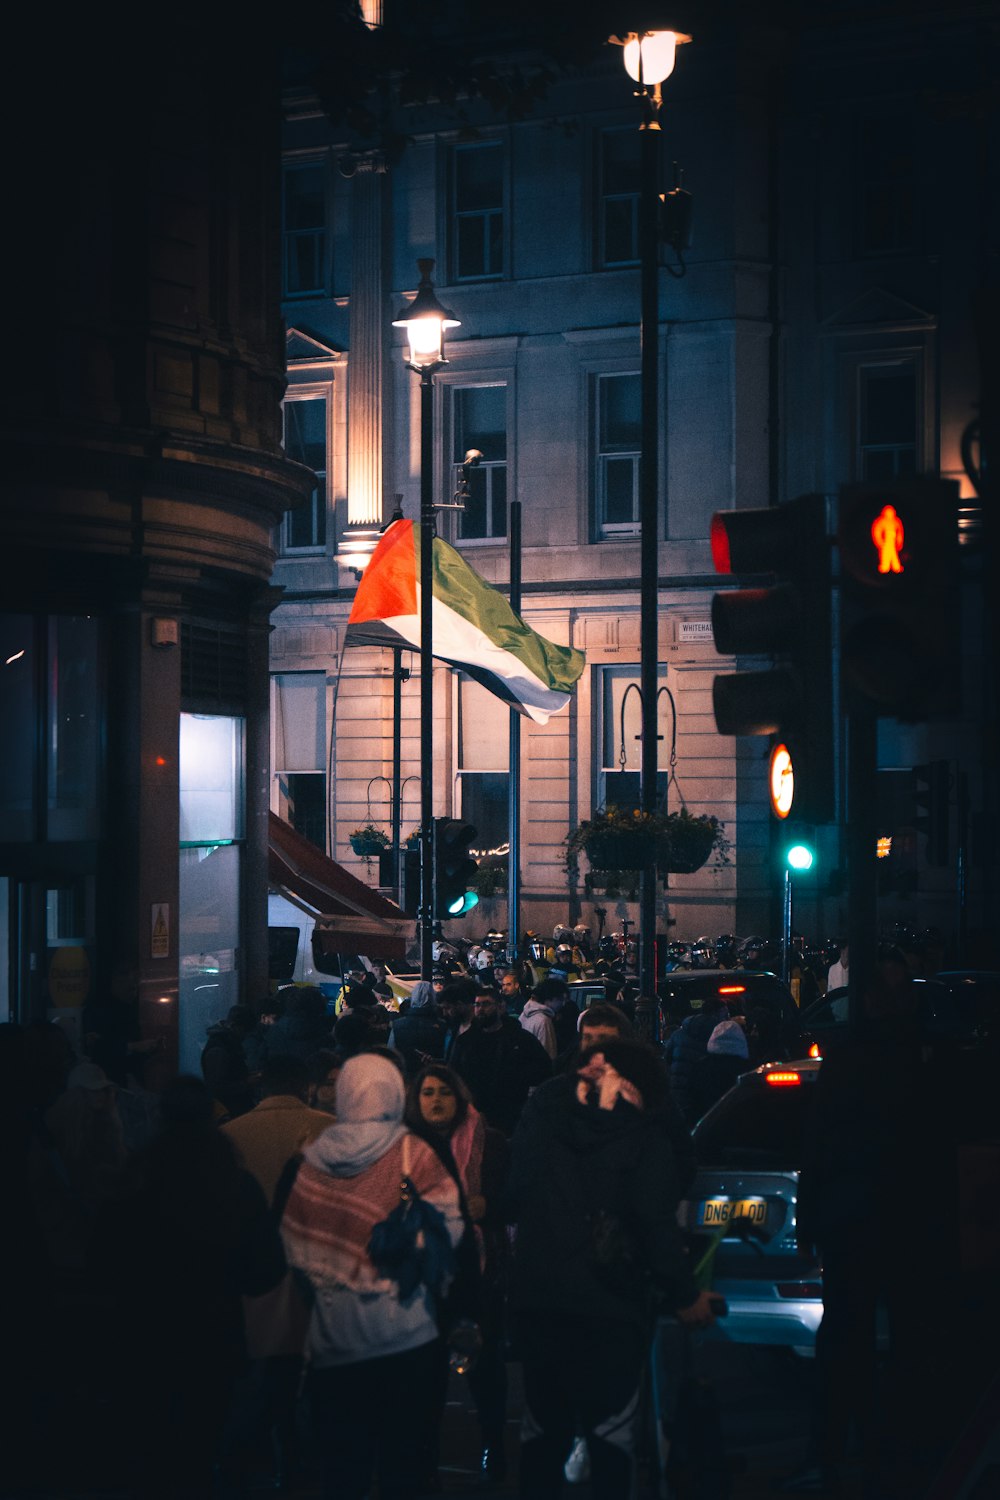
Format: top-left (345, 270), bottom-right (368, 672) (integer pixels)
top-left (392, 259), bottom-right (460, 979)
top-left (611, 26), bottom-right (690, 1020)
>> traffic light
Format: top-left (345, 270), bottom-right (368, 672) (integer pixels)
top-left (838, 478), bottom-right (960, 719)
top-left (433, 817), bottom-right (480, 919)
top-left (913, 760), bottom-right (950, 867)
top-left (710, 493), bottom-right (835, 824)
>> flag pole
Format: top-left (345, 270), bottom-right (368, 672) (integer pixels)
top-left (419, 366), bottom-right (435, 981)
top-left (508, 499), bottom-right (522, 962)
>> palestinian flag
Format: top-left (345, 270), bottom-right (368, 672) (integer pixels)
top-left (345, 519), bottom-right (585, 725)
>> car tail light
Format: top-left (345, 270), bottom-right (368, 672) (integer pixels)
top-left (765, 1070), bottom-right (802, 1087)
top-left (718, 984), bottom-right (746, 995)
top-left (776, 1282), bottom-right (823, 1299)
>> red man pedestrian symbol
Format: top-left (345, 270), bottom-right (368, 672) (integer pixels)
top-left (871, 504), bottom-right (904, 574)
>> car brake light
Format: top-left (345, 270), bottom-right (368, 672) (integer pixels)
top-left (808, 1042), bottom-right (821, 1059)
top-left (765, 1070), bottom-right (802, 1087)
top-left (718, 985), bottom-right (746, 995)
top-left (776, 1282), bottom-right (823, 1299)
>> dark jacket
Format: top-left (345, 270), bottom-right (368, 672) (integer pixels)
top-left (450, 1016), bottom-right (552, 1136)
top-left (796, 1020), bottom-right (952, 1256)
top-left (506, 1073), bottom-right (699, 1328)
top-left (663, 1000), bottom-right (730, 1124)
top-left (256, 994), bottom-right (333, 1066)
top-left (201, 1025), bottom-right (256, 1118)
top-left (390, 990), bottom-right (447, 1076)
top-left (690, 1052), bottom-right (749, 1123)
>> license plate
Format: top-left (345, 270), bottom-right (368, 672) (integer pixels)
top-left (698, 1196), bottom-right (768, 1229)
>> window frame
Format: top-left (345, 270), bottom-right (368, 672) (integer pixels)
top-left (454, 673), bottom-right (510, 857)
top-left (595, 663), bottom-right (672, 814)
top-left (280, 384), bottom-right (333, 556)
top-left (447, 138), bottom-right (507, 284)
top-left (593, 369), bottom-right (642, 539)
top-left (432, 352), bottom-right (516, 549)
top-left (853, 112), bottom-right (918, 259)
top-left (855, 357), bottom-right (920, 483)
top-left (596, 125), bottom-right (641, 269)
top-left (450, 381), bottom-right (510, 543)
top-left (282, 156), bottom-right (329, 300)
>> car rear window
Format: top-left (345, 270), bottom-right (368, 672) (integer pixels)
top-left (693, 1084), bottom-right (816, 1171)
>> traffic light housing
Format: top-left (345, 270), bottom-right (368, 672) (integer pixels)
top-left (838, 478), bottom-right (960, 719)
top-left (913, 760), bottom-right (950, 867)
top-left (710, 493), bottom-right (835, 824)
top-left (433, 818), bottom-right (480, 919)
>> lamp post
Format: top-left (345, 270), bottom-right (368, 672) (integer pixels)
top-left (392, 260), bottom-right (460, 979)
top-left (612, 27), bottom-right (690, 1018)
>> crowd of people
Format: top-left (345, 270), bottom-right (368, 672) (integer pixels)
top-left (4, 918), bottom-right (991, 1500)
top-left (2, 948), bottom-right (724, 1500)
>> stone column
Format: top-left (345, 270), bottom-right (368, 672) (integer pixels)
top-left (345, 151), bottom-right (388, 531)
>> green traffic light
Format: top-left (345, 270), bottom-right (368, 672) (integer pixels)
top-left (786, 843), bottom-right (814, 871)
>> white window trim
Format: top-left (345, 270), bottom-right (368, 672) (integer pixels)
top-left (441, 133), bottom-right (511, 286)
top-left (432, 354), bottom-right (516, 549)
top-left (280, 382), bottom-right (335, 557)
top-left (282, 153), bottom-right (330, 301)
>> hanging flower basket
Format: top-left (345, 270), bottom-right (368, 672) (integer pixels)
top-left (566, 806), bottom-right (730, 880)
top-left (349, 823), bottom-right (391, 857)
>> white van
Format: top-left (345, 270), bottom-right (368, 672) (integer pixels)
top-left (267, 891), bottom-right (349, 1001)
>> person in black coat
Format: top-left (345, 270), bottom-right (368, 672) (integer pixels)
top-left (450, 987), bottom-right (551, 1136)
top-left (255, 985), bottom-right (334, 1067)
top-left (507, 1039), bottom-right (717, 1500)
top-left (91, 1077), bottom-right (286, 1498)
top-left (662, 995), bottom-right (730, 1124)
top-left (388, 979), bottom-right (447, 1076)
top-left (784, 971), bottom-right (957, 1496)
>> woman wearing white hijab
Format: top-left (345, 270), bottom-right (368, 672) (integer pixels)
top-left (281, 1052), bottom-right (463, 1500)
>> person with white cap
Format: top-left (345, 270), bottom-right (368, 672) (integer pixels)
top-left (690, 1016), bottom-right (751, 1121)
top-left (281, 1052), bottom-right (464, 1500)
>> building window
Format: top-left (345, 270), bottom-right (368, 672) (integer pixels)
top-left (281, 394), bottom-right (328, 552)
top-left (271, 673), bottom-right (327, 851)
top-left (453, 385), bottom-right (508, 541)
top-left (595, 372), bottom-right (641, 536)
top-left (457, 675), bottom-right (509, 854)
top-left (178, 713), bottom-right (245, 1076)
top-left (283, 161), bottom-right (327, 298)
top-left (857, 361), bottom-right (918, 481)
top-left (451, 142), bottom-right (504, 282)
top-left (856, 116), bottom-right (915, 257)
top-left (598, 665), bottom-right (671, 812)
top-left (597, 127), bottom-right (640, 267)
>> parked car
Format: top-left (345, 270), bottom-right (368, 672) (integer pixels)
top-left (658, 969), bottom-right (806, 1059)
top-left (678, 1057), bottom-right (824, 1355)
top-left (798, 971), bottom-right (1000, 1057)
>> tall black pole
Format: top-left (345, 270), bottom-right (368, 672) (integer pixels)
top-left (639, 103), bottom-right (661, 1013)
top-left (508, 500), bottom-right (522, 960)
top-left (391, 644), bottom-right (402, 903)
top-left (846, 706), bottom-right (877, 1034)
top-left (419, 369), bottom-right (435, 981)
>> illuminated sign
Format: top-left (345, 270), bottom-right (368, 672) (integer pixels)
top-left (877, 835), bottom-right (892, 860)
top-left (769, 743), bottom-right (794, 819)
top-left (871, 504), bottom-right (904, 574)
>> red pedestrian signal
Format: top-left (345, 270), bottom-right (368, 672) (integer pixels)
top-left (838, 478), bottom-right (960, 719)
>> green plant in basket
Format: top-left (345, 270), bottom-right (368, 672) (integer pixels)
top-left (349, 822), bottom-right (391, 857)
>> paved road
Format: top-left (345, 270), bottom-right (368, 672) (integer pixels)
top-left (7, 1339), bottom-right (866, 1500)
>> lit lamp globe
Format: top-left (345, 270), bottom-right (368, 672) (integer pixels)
top-left (392, 259), bottom-right (460, 371)
top-left (621, 29), bottom-right (691, 86)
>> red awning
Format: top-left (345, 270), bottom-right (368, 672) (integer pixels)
top-left (268, 812), bottom-right (411, 962)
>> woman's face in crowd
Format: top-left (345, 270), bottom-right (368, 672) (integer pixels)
top-left (419, 1075), bottom-right (458, 1132)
